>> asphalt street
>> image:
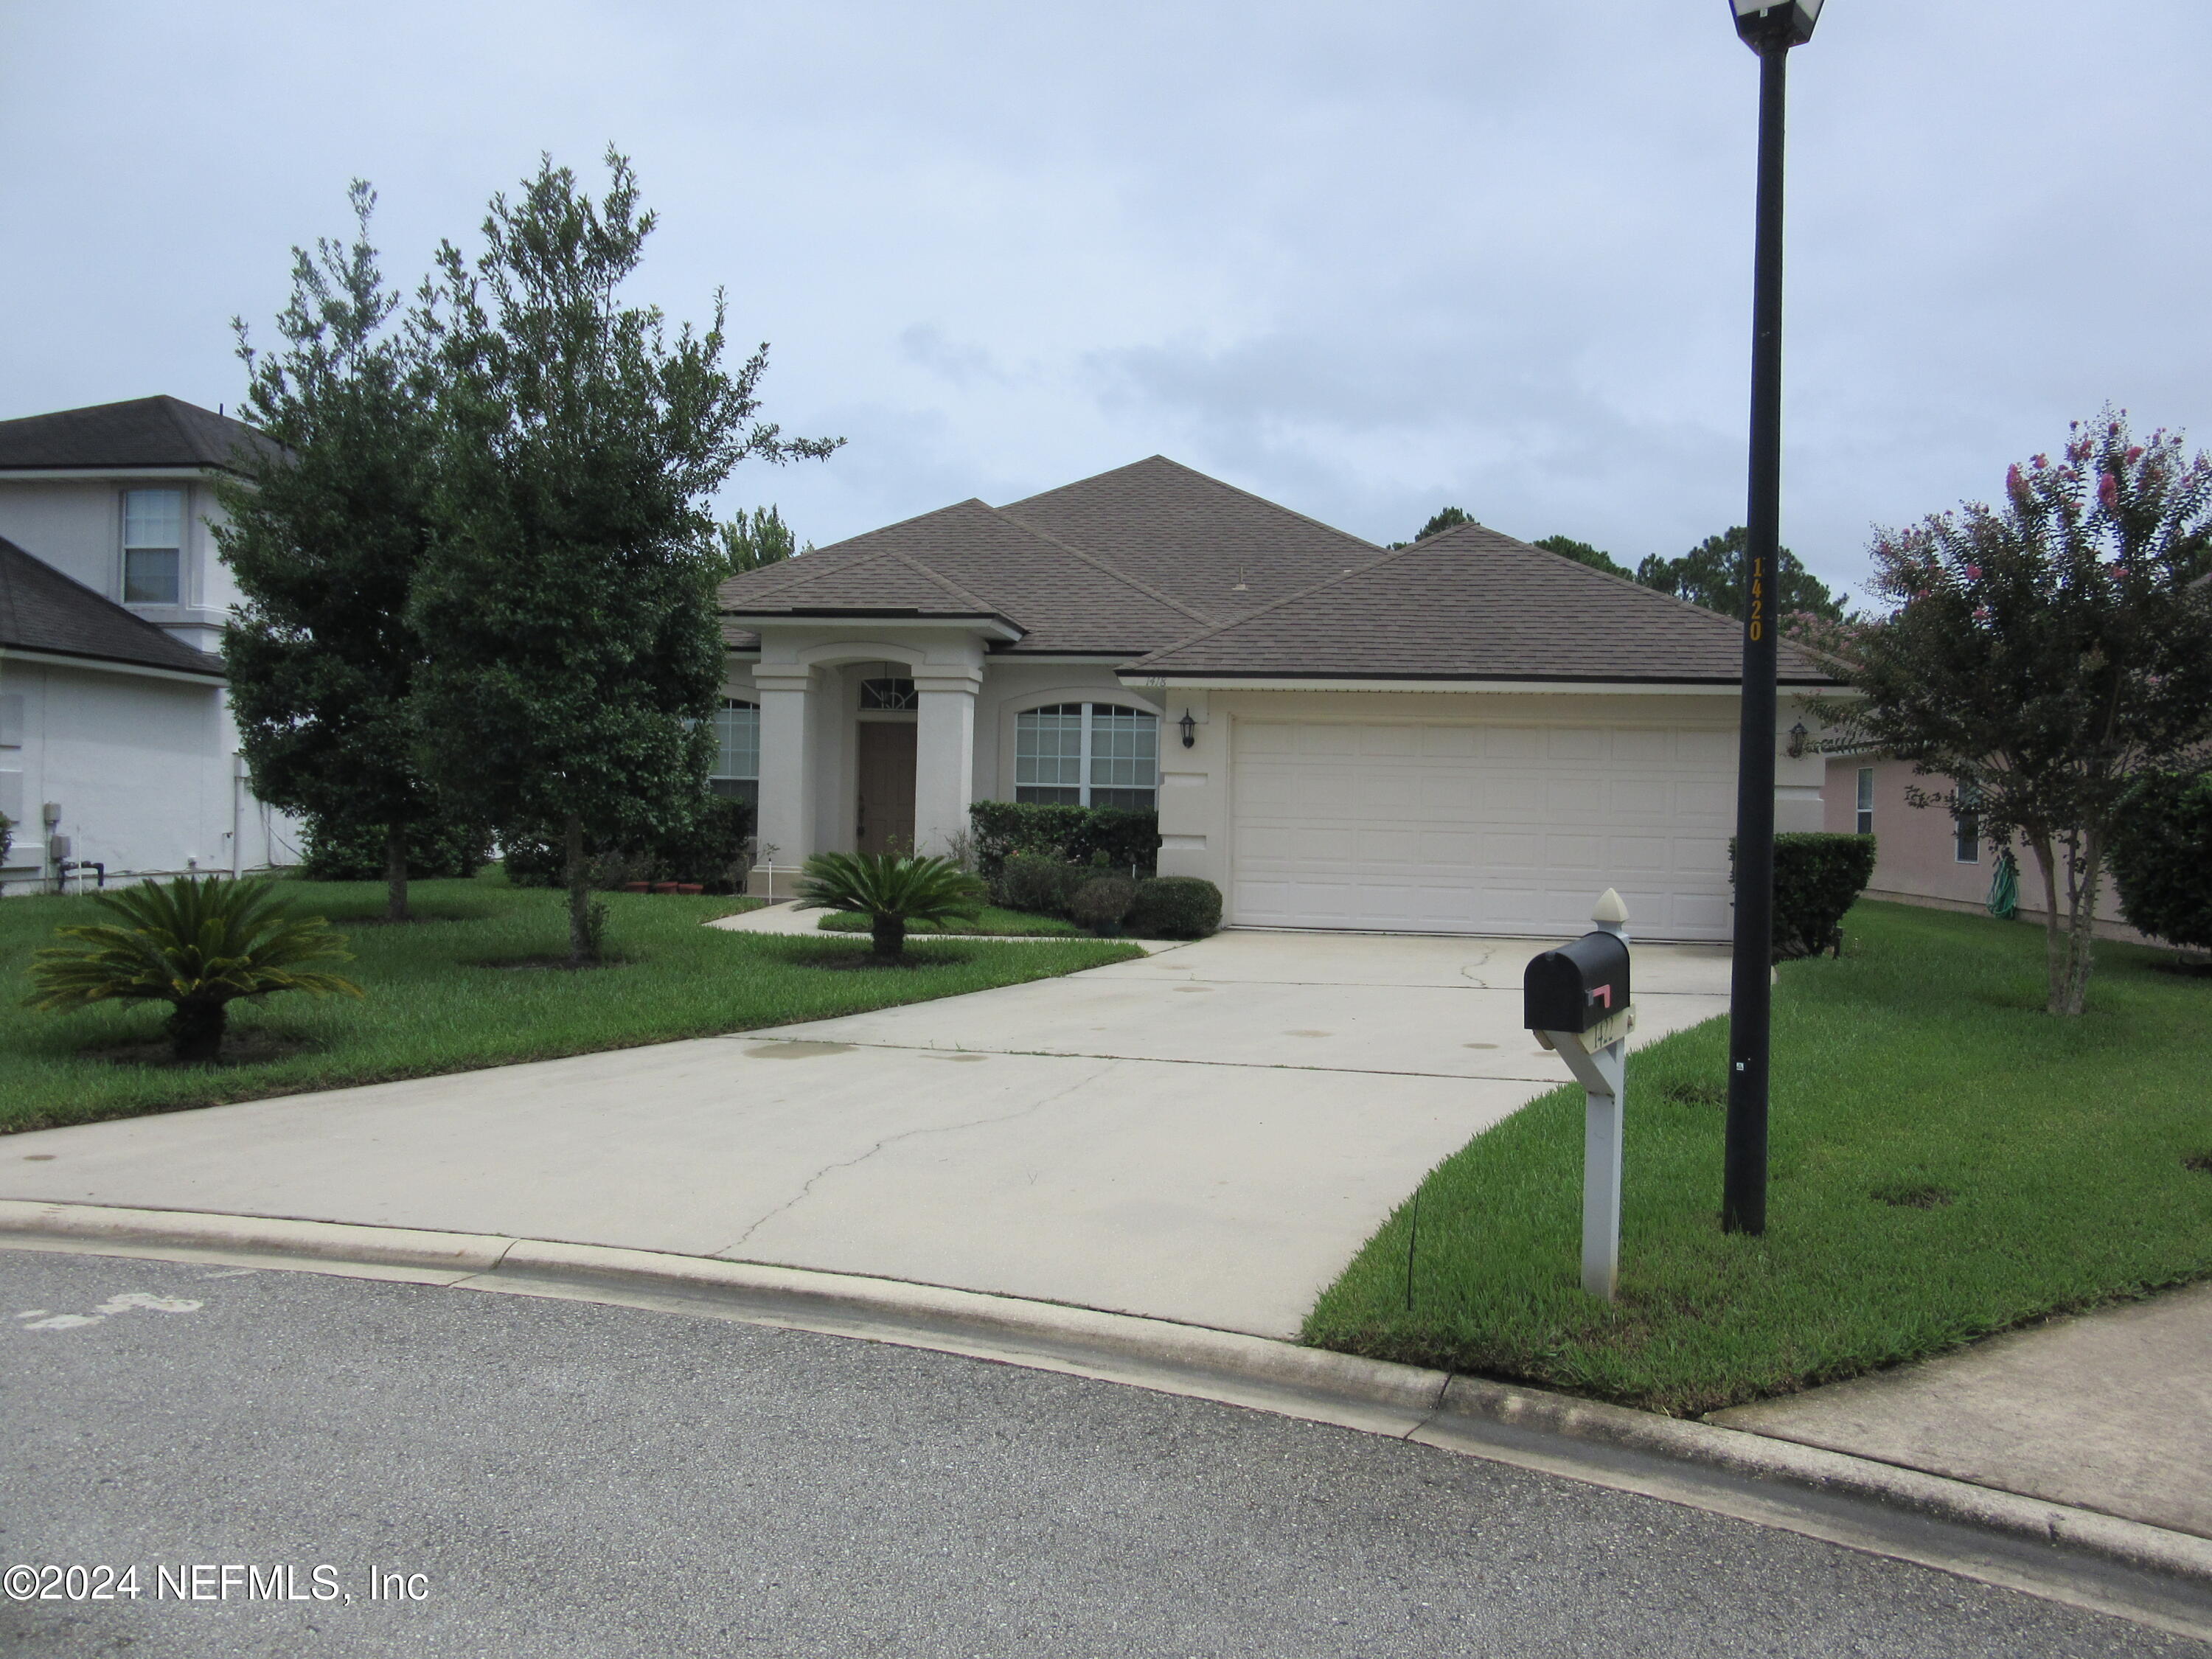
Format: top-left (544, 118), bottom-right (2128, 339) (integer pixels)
top-left (2, 1249), bottom-right (2200, 1658)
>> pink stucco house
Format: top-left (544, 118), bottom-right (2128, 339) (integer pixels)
top-left (1821, 754), bottom-right (2138, 938)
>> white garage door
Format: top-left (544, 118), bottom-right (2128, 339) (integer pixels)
top-left (1231, 720), bottom-right (1738, 941)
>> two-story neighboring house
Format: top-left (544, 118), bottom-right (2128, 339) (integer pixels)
top-left (0, 395), bottom-right (299, 894)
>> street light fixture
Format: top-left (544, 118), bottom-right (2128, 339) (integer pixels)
top-left (1722, 0), bottom-right (1822, 1238)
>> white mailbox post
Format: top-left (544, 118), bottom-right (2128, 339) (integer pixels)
top-left (1523, 890), bottom-right (1635, 1301)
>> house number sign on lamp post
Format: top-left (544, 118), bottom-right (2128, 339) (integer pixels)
top-left (1722, 0), bottom-right (1822, 1238)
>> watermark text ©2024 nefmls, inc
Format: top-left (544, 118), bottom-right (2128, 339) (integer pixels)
top-left (5, 1563), bottom-right (430, 1604)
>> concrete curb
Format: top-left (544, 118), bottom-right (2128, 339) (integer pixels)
top-left (7, 1199), bottom-right (2210, 1604)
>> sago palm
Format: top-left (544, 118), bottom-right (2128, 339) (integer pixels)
top-left (26, 874), bottom-right (364, 1062)
top-left (793, 852), bottom-right (987, 963)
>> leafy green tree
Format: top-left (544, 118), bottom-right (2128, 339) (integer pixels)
top-left (1413, 506), bottom-right (1475, 543)
top-left (793, 852), bottom-right (987, 962)
top-left (1532, 534), bottom-right (1632, 580)
top-left (411, 150), bottom-right (839, 964)
top-left (26, 876), bottom-right (362, 1062)
top-left (212, 182), bottom-right (445, 923)
top-left (718, 504), bottom-right (800, 572)
top-left (1636, 526), bottom-right (1843, 621)
top-left (1807, 412), bottom-right (2212, 1013)
top-left (2107, 770), bottom-right (2212, 956)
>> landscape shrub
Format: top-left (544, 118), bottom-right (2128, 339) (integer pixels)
top-left (299, 812), bottom-right (493, 883)
top-left (2110, 769), bottom-right (2212, 954)
top-left (1731, 832), bottom-right (1878, 959)
top-left (504, 796), bottom-right (756, 893)
top-left (1068, 874), bottom-right (1138, 935)
top-left (967, 801), bottom-right (1158, 880)
top-left (1124, 876), bottom-right (1223, 940)
top-left (995, 852), bottom-right (1083, 916)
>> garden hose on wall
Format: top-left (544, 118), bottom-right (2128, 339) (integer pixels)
top-left (1987, 846), bottom-right (2020, 919)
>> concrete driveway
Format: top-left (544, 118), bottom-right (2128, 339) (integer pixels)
top-left (0, 928), bottom-right (1729, 1338)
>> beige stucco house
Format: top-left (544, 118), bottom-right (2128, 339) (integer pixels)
top-left (717, 458), bottom-right (1834, 942)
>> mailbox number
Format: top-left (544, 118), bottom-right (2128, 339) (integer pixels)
top-left (1748, 557), bottom-right (1764, 643)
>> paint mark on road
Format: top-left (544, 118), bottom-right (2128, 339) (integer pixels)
top-left (16, 1291), bottom-right (204, 1331)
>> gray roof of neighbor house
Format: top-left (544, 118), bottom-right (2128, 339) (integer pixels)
top-left (719, 455), bottom-right (1837, 684)
top-left (0, 535), bottom-right (224, 678)
top-left (0, 395), bottom-right (282, 474)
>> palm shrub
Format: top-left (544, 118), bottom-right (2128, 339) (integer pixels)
top-left (25, 875), bottom-right (363, 1062)
top-left (793, 852), bottom-right (987, 964)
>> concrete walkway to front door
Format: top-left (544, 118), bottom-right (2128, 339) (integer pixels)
top-left (0, 930), bottom-right (1729, 1338)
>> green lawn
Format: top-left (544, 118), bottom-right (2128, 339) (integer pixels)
top-left (0, 870), bottom-right (1140, 1135)
top-left (815, 904), bottom-right (1082, 937)
top-left (1304, 901), bottom-right (2212, 1417)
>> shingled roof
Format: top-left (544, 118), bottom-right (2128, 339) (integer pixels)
top-left (0, 537), bottom-right (224, 678)
top-left (721, 489), bottom-right (1213, 655)
top-left (0, 395), bottom-right (282, 474)
top-left (1130, 522), bottom-right (1834, 684)
top-left (720, 457), bottom-right (1834, 685)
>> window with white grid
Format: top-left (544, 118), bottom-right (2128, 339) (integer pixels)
top-left (1015, 704), bottom-right (1155, 809)
top-left (711, 699), bottom-right (759, 804)
top-left (122, 487), bottom-right (184, 605)
top-left (1855, 766), bottom-right (1874, 836)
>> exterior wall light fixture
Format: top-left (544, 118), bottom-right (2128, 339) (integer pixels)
top-left (1786, 720), bottom-right (1809, 758)
top-left (1179, 710), bottom-right (1197, 748)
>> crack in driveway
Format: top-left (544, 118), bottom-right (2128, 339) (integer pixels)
top-left (714, 1059), bottom-right (1118, 1255)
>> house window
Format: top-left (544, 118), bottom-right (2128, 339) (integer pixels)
top-left (710, 699), bottom-right (759, 806)
top-left (122, 487), bottom-right (184, 604)
top-left (1855, 767), bottom-right (1874, 836)
top-left (1954, 810), bottom-right (1980, 864)
top-left (1015, 703), bottom-right (1157, 810)
top-left (860, 677), bottom-right (917, 712)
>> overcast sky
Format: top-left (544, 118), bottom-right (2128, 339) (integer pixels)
top-left (4, 1), bottom-right (2205, 605)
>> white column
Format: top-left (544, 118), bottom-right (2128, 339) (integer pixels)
top-left (913, 669), bottom-right (981, 860)
top-left (751, 666), bottom-right (816, 897)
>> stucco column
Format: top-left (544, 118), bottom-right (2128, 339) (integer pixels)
top-left (913, 668), bottom-right (981, 860)
top-left (751, 665), bottom-right (817, 897)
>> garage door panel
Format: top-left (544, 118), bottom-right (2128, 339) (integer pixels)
top-left (1231, 720), bottom-right (1735, 941)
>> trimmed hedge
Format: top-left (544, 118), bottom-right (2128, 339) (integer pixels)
top-left (504, 795), bottom-right (757, 894)
top-left (1125, 876), bottom-right (1222, 940)
top-left (968, 801), bottom-right (1158, 880)
top-left (299, 813), bottom-right (492, 883)
top-left (995, 852), bottom-right (1083, 916)
top-left (1731, 832), bottom-right (1878, 960)
top-left (2110, 769), bottom-right (2212, 953)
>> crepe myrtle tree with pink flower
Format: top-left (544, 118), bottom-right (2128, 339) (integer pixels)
top-left (1798, 408), bottom-right (2212, 1015)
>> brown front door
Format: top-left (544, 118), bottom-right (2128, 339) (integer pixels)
top-left (855, 722), bottom-right (917, 855)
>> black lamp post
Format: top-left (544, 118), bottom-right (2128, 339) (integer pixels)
top-left (1722, 0), bottom-right (1820, 1238)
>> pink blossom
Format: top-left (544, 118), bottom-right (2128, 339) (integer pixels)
top-left (2098, 473), bottom-right (2120, 510)
top-left (2031, 453), bottom-right (2048, 470)
top-left (2126, 446), bottom-right (2144, 464)
top-left (1964, 563), bottom-right (1983, 580)
top-left (2006, 464), bottom-right (2024, 494)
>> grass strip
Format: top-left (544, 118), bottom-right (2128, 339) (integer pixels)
top-left (1, 870), bottom-right (1140, 1135)
top-left (1304, 901), bottom-right (2212, 1416)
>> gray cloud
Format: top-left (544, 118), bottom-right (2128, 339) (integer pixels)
top-left (3, 0), bottom-right (2205, 602)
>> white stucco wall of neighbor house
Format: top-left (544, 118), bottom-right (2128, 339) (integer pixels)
top-left (0, 658), bottom-right (296, 895)
top-left (0, 475), bottom-right (240, 655)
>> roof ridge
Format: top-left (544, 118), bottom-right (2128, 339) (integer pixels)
top-left (992, 504), bottom-right (1214, 626)
top-left (1003, 454), bottom-right (1381, 560)
top-left (878, 549), bottom-right (1009, 616)
top-left (1434, 524), bottom-right (1832, 673)
top-left (1126, 538), bottom-right (1425, 667)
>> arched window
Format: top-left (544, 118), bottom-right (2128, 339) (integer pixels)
top-left (711, 699), bottom-right (759, 805)
top-left (1015, 703), bottom-right (1157, 810)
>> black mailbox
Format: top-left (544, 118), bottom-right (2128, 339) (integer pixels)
top-left (1523, 931), bottom-right (1631, 1034)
